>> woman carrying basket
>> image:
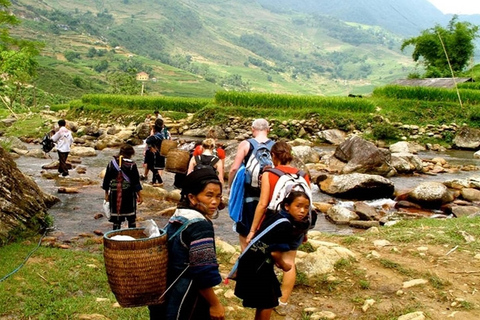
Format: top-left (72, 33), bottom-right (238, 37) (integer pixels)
top-left (149, 167), bottom-right (225, 320)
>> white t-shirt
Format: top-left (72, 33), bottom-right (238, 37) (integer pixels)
top-left (52, 126), bottom-right (73, 152)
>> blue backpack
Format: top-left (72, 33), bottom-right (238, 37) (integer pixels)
top-left (244, 138), bottom-right (274, 188)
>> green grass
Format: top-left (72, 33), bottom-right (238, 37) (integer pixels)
top-left (0, 241), bottom-right (149, 319)
top-left (378, 216), bottom-right (480, 251)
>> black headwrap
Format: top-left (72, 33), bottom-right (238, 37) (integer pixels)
top-left (180, 167), bottom-right (220, 198)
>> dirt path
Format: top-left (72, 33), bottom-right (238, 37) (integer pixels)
top-left (14, 147), bottom-right (480, 319)
top-left (246, 231), bottom-right (480, 320)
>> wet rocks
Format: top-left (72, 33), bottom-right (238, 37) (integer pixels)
top-left (318, 173), bottom-right (395, 200)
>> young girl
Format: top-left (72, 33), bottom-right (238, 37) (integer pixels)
top-left (149, 167), bottom-right (225, 320)
top-left (102, 144), bottom-right (143, 230)
top-left (234, 191), bottom-right (311, 320)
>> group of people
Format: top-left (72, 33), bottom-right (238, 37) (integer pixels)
top-left (50, 114), bottom-right (313, 319)
top-left (146, 118), bottom-right (313, 320)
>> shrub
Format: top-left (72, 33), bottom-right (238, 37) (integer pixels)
top-left (371, 123), bottom-right (400, 141)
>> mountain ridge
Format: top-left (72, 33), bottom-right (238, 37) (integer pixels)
top-left (8, 0), bottom-right (479, 99)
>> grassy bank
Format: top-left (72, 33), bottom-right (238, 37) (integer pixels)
top-left (1, 216), bottom-right (480, 319)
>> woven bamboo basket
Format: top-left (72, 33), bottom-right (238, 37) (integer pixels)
top-left (103, 228), bottom-right (168, 308)
top-left (160, 140), bottom-right (178, 157)
top-left (165, 149), bottom-right (190, 174)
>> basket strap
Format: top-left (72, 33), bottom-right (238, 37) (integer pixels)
top-left (158, 265), bottom-right (190, 302)
top-left (158, 217), bottom-right (205, 301)
top-left (168, 218), bottom-right (204, 240)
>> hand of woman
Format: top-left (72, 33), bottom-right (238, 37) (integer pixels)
top-left (246, 231), bottom-right (255, 244)
top-left (209, 303), bottom-right (225, 320)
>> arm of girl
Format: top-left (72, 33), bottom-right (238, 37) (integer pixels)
top-left (198, 287), bottom-right (225, 320)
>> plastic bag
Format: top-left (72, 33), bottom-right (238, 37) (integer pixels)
top-left (103, 200), bottom-right (111, 219)
top-left (144, 219), bottom-right (161, 238)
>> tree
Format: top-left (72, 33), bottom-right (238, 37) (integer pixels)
top-left (64, 50), bottom-right (81, 62)
top-left (401, 16), bottom-right (479, 78)
top-left (106, 69), bottom-right (141, 95)
top-left (94, 60), bottom-right (109, 73)
top-left (0, 0), bottom-right (42, 115)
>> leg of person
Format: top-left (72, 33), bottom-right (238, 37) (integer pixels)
top-left (155, 169), bottom-right (163, 184)
top-left (112, 216), bottom-right (121, 230)
top-left (157, 155), bottom-right (166, 183)
top-left (58, 151), bottom-right (69, 176)
top-left (152, 169), bottom-right (161, 184)
top-left (239, 234), bottom-right (248, 252)
top-left (255, 308), bottom-right (273, 320)
top-left (141, 163), bottom-right (148, 181)
top-left (127, 215), bottom-right (136, 228)
top-left (144, 150), bottom-right (154, 181)
top-left (275, 250), bottom-right (297, 316)
top-left (237, 188), bottom-right (259, 251)
top-left (57, 151), bottom-right (63, 175)
top-left (174, 173), bottom-right (186, 189)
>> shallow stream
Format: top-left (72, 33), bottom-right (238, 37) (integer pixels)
top-left (13, 142), bottom-right (480, 245)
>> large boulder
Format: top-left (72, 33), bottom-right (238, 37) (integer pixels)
top-left (453, 127), bottom-right (480, 149)
top-left (292, 145), bottom-right (320, 164)
top-left (407, 182), bottom-right (454, 209)
top-left (317, 129), bottom-right (347, 145)
top-left (333, 136), bottom-right (394, 176)
top-left (0, 147), bottom-right (59, 245)
top-left (295, 239), bottom-right (356, 278)
top-left (318, 173), bottom-right (395, 200)
top-left (390, 152), bottom-right (423, 173)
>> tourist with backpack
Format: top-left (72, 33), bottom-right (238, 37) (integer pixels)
top-left (143, 118), bottom-right (171, 185)
top-left (51, 119), bottom-right (74, 177)
top-left (247, 140), bottom-right (313, 316)
top-left (102, 144), bottom-right (143, 230)
top-left (232, 190), bottom-right (311, 320)
top-left (228, 118), bottom-right (274, 250)
top-left (187, 138), bottom-right (224, 185)
top-left (148, 167), bottom-right (225, 320)
top-left (193, 129), bottom-right (226, 175)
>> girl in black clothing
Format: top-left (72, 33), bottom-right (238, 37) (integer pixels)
top-left (102, 144), bottom-right (143, 230)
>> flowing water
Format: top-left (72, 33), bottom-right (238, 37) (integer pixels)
top-left (13, 143), bottom-right (480, 245)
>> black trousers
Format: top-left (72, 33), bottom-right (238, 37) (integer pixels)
top-left (57, 151), bottom-right (69, 175)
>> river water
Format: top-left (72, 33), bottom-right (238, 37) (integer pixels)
top-left (13, 142), bottom-right (480, 245)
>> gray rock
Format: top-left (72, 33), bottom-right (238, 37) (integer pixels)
top-left (317, 129), bottom-right (346, 145)
top-left (453, 127), bottom-right (480, 149)
top-left (319, 173), bottom-right (395, 200)
top-left (326, 205), bottom-right (359, 224)
top-left (334, 135), bottom-right (394, 176)
top-left (408, 182), bottom-right (454, 208)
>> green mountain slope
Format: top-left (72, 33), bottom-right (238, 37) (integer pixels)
top-left (9, 0), bottom-right (423, 99)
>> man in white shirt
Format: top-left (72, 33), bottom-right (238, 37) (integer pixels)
top-left (51, 119), bottom-right (74, 177)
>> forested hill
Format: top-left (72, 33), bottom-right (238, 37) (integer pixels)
top-left (257, 0), bottom-right (449, 36)
top-left (7, 0), bottom-right (479, 99)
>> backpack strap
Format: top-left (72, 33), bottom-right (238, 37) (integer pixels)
top-left (210, 155), bottom-right (219, 166)
top-left (111, 157), bottom-right (131, 183)
top-left (266, 167), bottom-right (306, 178)
top-left (227, 217), bottom-right (289, 280)
top-left (194, 155), bottom-right (202, 166)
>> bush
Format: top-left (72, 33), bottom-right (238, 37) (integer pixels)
top-left (371, 123), bottom-right (400, 141)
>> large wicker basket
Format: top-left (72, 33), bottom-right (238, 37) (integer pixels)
top-left (165, 149), bottom-right (190, 174)
top-left (160, 140), bottom-right (178, 157)
top-left (103, 228), bottom-right (168, 308)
